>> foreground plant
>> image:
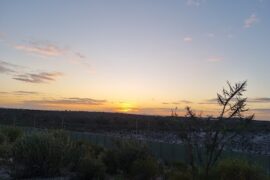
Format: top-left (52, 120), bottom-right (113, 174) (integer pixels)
top-left (11, 131), bottom-right (75, 178)
top-left (180, 81), bottom-right (254, 179)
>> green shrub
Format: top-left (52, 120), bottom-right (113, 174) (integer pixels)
top-left (0, 132), bottom-right (6, 145)
top-left (103, 140), bottom-right (154, 177)
top-left (167, 170), bottom-right (193, 180)
top-left (212, 158), bottom-right (267, 180)
top-left (0, 143), bottom-right (12, 164)
top-left (11, 132), bottom-right (73, 178)
top-left (130, 157), bottom-right (159, 180)
top-left (1, 126), bottom-right (22, 143)
top-left (76, 154), bottom-right (106, 180)
top-left (0, 130), bottom-right (15, 164)
top-left (102, 148), bottom-right (119, 174)
top-left (165, 162), bottom-right (193, 180)
top-left (68, 140), bottom-right (105, 172)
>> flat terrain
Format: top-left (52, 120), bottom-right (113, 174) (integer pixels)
top-left (0, 108), bottom-right (269, 133)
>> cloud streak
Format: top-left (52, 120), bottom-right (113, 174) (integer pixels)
top-left (199, 98), bottom-right (218, 105)
top-left (13, 72), bottom-right (63, 83)
top-left (244, 14), bottom-right (258, 28)
top-left (15, 42), bottom-right (65, 57)
top-left (0, 60), bottom-right (63, 84)
top-left (0, 61), bottom-right (18, 74)
top-left (248, 97), bottom-right (270, 103)
top-left (162, 100), bottom-right (192, 105)
top-left (24, 97), bottom-right (107, 106)
top-left (13, 91), bottom-right (40, 95)
top-left (0, 91), bottom-right (40, 96)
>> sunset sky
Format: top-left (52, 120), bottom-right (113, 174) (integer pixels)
top-left (1, 0), bottom-right (270, 120)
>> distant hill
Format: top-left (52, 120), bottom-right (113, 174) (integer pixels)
top-left (0, 108), bottom-right (269, 133)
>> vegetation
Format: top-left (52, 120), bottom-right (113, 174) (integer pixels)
top-left (212, 158), bottom-right (268, 180)
top-left (103, 140), bottom-right (159, 178)
top-left (0, 126), bottom-right (267, 179)
top-left (12, 132), bottom-right (70, 178)
top-left (178, 81), bottom-right (256, 179)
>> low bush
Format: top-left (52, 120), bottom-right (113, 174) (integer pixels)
top-left (0, 127), bottom-right (22, 164)
top-left (165, 162), bottom-right (193, 180)
top-left (68, 139), bottom-right (105, 173)
top-left (11, 131), bottom-right (74, 178)
top-left (212, 158), bottom-right (267, 180)
top-left (1, 126), bottom-right (22, 143)
top-left (76, 154), bottom-right (106, 180)
top-left (0, 132), bottom-right (6, 144)
top-left (130, 156), bottom-right (159, 180)
top-left (103, 140), bottom-right (156, 178)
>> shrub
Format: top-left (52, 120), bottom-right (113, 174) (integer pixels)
top-left (11, 132), bottom-right (73, 178)
top-left (165, 162), bottom-right (193, 180)
top-left (102, 148), bottom-right (119, 174)
top-left (1, 126), bottom-right (22, 143)
top-left (130, 157), bottom-right (159, 180)
top-left (0, 143), bottom-right (12, 165)
top-left (212, 158), bottom-right (267, 180)
top-left (0, 129), bottom-right (16, 164)
top-left (76, 154), bottom-right (106, 180)
top-left (0, 132), bottom-right (6, 144)
top-left (68, 140), bottom-right (105, 172)
top-left (166, 170), bottom-right (193, 180)
top-left (103, 140), bottom-right (154, 177)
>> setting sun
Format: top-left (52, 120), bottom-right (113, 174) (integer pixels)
top-left (118, 102), bottom-right (136, 113)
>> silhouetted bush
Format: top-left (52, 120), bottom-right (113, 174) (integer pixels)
top-left (130, 157), bottom-right (159, 180)
top-left (11, 131), bottom-right (74, 178)
top-left (165, 162), bottom-right (193, 180)
top-left (103, 140), bottom-right (155, 177)
top-left (0, 127), bottom-right (21, 164)
top-left (0, 132), bottom-right (6, 144)
top-left (0, 143), bottom-right (11, 166)
top-left (1, 126), bottom-right (22, 143)
top-left (76, 154), bottom-right (106, 180)
top-left (212, 158), bottom-right (267, 180)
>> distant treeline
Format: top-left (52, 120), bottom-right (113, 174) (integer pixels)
top-left (0, 108), bottom-right (269, 132)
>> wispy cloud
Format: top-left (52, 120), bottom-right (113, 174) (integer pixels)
top-left (207, 56), bottom-right (223, 62)
top-left (0, 62), bottom-right (15, 74)
top-left (69, 52), bottom-right (93, 73)
top-left (15, 41), bottom-right (65, 57)
top-left (186, 0), bottom-right (205, 6)
top-left (162, 100), bottom-right (192, 105)
top-left (13, 91), bottom-right (40, 95)
top-left (183, 36), bottom-right (193, 43)
top-left (199, 98), bottom-right (217, 105)
top-left (13, 72), bottom-right (63, 83)
top-left (24, 97), bottom-right (107, 106)
top-left (0, 60), bottom-right (21, 74)
top-left (200, 97), bottom-right (270, 105)
top-left (244, 14), bottom-right (258, 28)
top-left (75, 52), bottom-right (86, 59)
top-left (0, 60), bottom-right (63, 84)
top-left (0, 91), bottom-right (39, 96)
top-left (248, 97), bottom-right (270, 103)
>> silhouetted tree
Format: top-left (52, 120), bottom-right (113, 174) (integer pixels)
top-left (180, 81), bottom-right (254, 179)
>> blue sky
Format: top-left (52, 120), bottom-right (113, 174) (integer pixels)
top-left (1, 0), bottom-right (270, 120)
